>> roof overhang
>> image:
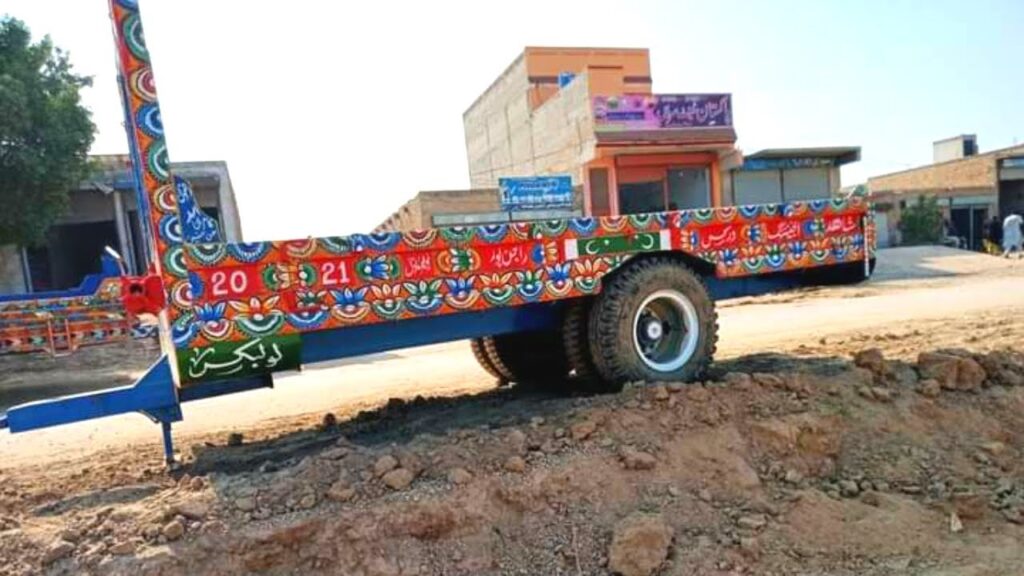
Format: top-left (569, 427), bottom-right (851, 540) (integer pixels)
top-left (742, 146), bottom-right (861, 169)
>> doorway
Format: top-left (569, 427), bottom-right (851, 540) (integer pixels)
top-left (617, 166), bottom-right (711, 215)
top-left (950, 206), bottom-right (987, 251)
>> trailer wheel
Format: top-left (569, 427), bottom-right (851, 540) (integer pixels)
top-left (469, 338), bottom-right (509, 385)
top-left (484, 331), bottom-right (569, 389)
top-left (563, 298), bottom-right (620, 393)
top-left (588, 257), bottom-right (717, 384)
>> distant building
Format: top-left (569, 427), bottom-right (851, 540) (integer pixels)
top-left (463, 46), bottom-right (740, 219)
top-left (869, 136), bottom-right (1024, 250)
top-left (0, 155), bottom-right (242, 294)
top-left (730, 147), bottom-right (861, 206)
top-left (378, 46), bottom-right (858, 233)
top-left (375, 186), bottom-right (584, 232)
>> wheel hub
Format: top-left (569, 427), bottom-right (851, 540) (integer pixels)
top-left (643, 319), bottom-right (664, 341)
top-left (632, 289), bottom-right (700, 373)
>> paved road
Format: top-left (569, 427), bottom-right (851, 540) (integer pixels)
top-left (1, 246), bottom-right (1022, 466)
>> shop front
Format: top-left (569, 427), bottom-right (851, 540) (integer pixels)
top-left (584, 94), bottom-right (738, 217)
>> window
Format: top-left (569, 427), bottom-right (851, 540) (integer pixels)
top-left (619, 181), bottom-right (664, 214)
top-left (667, 168), bottom-right (710, 210)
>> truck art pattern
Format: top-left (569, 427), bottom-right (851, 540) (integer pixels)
top-left (108, 0), bottom-right (873, 387)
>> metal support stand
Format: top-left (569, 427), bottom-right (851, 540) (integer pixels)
top-left (863, 215), bottom-right (871, 278)
top-left (160, 420), bottom-right (175, 465)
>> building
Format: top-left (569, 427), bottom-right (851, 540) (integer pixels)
top-left (730, 147), bottom-right (861, 205)
top-left (463, 47), bottom-right (741, 220)
top-left (377, 46), bottom-right (858, 232)
top-left (375, 186), bottom-right (585, 232)
top-left (868, 135), bottom-right (1024, 250)
top-left (0, 155), bottom-right (242, 294)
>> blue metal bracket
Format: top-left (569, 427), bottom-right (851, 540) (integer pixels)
top-left (3, 355), bottom-right (179, 432)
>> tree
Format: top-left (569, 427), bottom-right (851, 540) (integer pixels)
top-left (898, 195), bottom-right (943, 245)
top-left (0, 17), bottom-right (95, 246)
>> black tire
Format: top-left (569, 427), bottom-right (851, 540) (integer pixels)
top-left (483, 331), bottom-right (569, 389)
top-left (563, 298), bottom-right (620, 393)
top-left (588, 256), bottom-right (717, 384)
top-left (469, 338), bottom-right (508, 385)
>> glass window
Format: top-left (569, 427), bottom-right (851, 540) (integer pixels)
top-left (619, 181), bottom-right (664, 215)
top-left (667, 168), bottom-right (710, 210)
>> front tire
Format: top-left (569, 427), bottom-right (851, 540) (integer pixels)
top-left (588, 257), bottom-right (717, 384)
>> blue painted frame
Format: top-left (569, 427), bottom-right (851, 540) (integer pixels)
top-left (0, 255), bottom-right (120, 303)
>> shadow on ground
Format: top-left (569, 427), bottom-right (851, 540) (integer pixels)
top-left (185, 351), bottom-right (853, 476)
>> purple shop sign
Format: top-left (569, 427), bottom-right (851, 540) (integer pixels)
top-left (593, 94), bottom-right (733, 131)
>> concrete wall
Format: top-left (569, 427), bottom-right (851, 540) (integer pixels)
top-left (870, 154), bottom-right (998, 194)
top-left (933, 135), bottom-right (976, 163)
top-left (0, 156), bottom-right (243, 295)
top-left (524, 73), bottom-right (596, 186)
top-left (464, 48), bottom-right (650, 190)
top-left (465, 71), bottom-right (597, 189)
top-left (0, 246), bottom-right (27, 294)
top-left (870, 145), bottom-right (1024, 195)
top-left (523, 47), bottom-right (651, 109)
top-left (464, 56), bottom-right (531, 189)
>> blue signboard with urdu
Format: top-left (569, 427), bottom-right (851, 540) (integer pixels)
top-left (498, 176), bottom-right (574, 211)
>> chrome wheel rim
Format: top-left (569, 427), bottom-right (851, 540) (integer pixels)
top-left (632, 289), bottom-right (699, 373)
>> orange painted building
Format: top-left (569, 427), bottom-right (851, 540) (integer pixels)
top-left (463, 47), bottom-right (742, 219)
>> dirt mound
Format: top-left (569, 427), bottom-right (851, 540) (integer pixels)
top-left (2, 344), bottom-right (1024, 575)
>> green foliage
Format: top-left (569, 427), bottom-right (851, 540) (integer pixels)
top-left (0, 17), bottom-right (95, 246)
top-left (899, 195), bottom-right (943, 245)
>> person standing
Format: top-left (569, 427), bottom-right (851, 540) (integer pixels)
top-left (987, 215), bottom-right (1004, 255)
top-left (1003, 213), bottom-right (1024, 258)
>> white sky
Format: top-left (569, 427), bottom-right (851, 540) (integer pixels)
top-left (5, 0), bottom-right (1023, 240)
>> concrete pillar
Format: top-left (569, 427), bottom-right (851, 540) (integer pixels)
top-left (213, 166), bottom-right (243, 242)
top-left (112, 189), bottom-right (136, 274)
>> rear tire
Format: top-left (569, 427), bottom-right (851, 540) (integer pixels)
top-left (469, 338), bottom-right (508, 385)
top-left (483, 331), bottom-right (569, 390)
top-left (588, 257), bottom-right (717, 384)
top-left (563, 298), bottom-right (620, 393)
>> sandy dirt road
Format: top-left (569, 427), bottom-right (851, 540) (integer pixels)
top-left (1, 246), bottom-right (1022, 466)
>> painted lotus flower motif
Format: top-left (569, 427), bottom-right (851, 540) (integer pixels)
top-left (444, 276), bottom-right (480, 309)
top-left (788, 241), bottom-right (807, 260)
top-left (230, 299), bottom-right (285, 336)
top-left (330, 287), bottom-right (370, 322)
top-left (546, 263), bottom-right (571, 286)
top-left (358, 255), bottom-right (397, 281)
top-left (545, 262), bottom-right (573, 297)
top-left (404, 279), bottom-right (443, 314)
top-left (480, 273), bottom-right (515, 305)
top-left (196, 302), bottom-right (226, 323)
top-left (371, 283), bottom-right (404, 318)
top-left (295, 289), bottom-right (329, 312)
top-left (720, 248), bottom-right (739, 267)
top-left (516, 269), bottom-right (544, 301)
top-left (572, 258), bottom-right (604, 293)
top-left (228, 296), bottom-right (280, 322)
top-left (765, 244), bottom-right (786, 268)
